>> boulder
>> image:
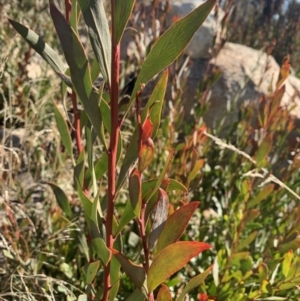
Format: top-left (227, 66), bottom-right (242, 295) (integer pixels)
top-left (184, 42), bottom-right (300, 129)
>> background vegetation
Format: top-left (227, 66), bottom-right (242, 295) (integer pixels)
top-left (0, 0), bottom-right (300, 300)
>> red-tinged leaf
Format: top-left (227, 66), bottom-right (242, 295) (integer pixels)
top-left (157, 284), bottom-right (172, 301)
top-left (138, 138), bottom-right (154, 173)
top-left (243, 211), bottom-right (260, 224)
top-left (156, 202), bottom-right (200, 253)
top-left (149, 189), bottom-right (169, 250)
top-left (129, 168), bottom-right (142, 217)
top-left (177, 265), bottom-right (213, 301)
top-left (147, 241), bottom-right (211, 292)
top-left (258, 263), bottom-right (269, 284)
top-left (117, 71), bottom-right (168, 192)
top-left (142, 116), bottom-right (153, 143)
top-left (112, 249), bottom-right (146, 289)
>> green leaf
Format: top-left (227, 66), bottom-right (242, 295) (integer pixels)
top-left (109, 255), bottom-right (121, 301)
top-left (114, 0), bottom-right (135, 44)
top-left (48, 182), bottom-right (73, 219)
top-left (124, 288), bottom-right (146, 301)
top-left (144, 150), bottom-right (173, 204)
top-left (236, 231), bottom-right (258, 252)
top-left (117, 71), bottom-right (168, 191)
top-left (255, 136), bottom-right (272, 167)
top-left (282, 250), bottom-right (293, 278)
top-left (8, 19), bottom-right (67, 76)
top-left (176, 265), bottom-right (213, 301)
top-left (75, 178), bottom-right (93, 220)
top-left (115, 201), bottom-right (136, 236)
top-left (247, 184), bottom-right (274, 209)
top-left (278, 238), bottom-right (300, 254)
top-left (147, 241), bottom-right (211, 293)
top-left (258, 263), bottom-right (269, 284)
top-left (85, 153), bottom-right (108, 188)
top-left (49, 0), bottom-right (103, 139)
top-left (187, 159), bottom-right (204, 182)
top-left (77, 0), bottom-right (111, 83)
top-left (243, 210), bottom-right (260, 224)
top-left (112, 250), bottom-right (146, 289)
top-left (141, 69), bottom-right (168, 138)
top-left (157, 284), bottom-right (172, 301)
top-left (92, 238), bottom-right (111, 266)
top-left (124, 0), bottom-right (216, 119)
top-left (129, 168), bottom-right (142, 217)
top-left (53, 101), bottom-right (73, 161)
top-left (156, 202), bottom-right (199, 254)
top-left (142, 178), bottom-right (187, 196)
top-left (84, 261), bottom-right (100, 284)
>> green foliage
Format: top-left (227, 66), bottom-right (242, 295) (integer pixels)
top-left (1, 0), bottom-right (300, 301)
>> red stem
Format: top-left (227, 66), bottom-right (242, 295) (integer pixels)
top-left (102, 1), bottom-right (120, 300)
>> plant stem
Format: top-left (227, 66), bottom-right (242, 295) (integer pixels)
top-left (102, 1), bottom-right (120, 300)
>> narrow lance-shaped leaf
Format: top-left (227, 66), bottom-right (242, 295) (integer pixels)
top-left (77, 0), bottom-right (111, 83)
top-left (177, 265), bottom-right (213, 301)
top-left (117, 70), bottom-right (168, 191)
top-left (147, 241), bottom-right (211, 293)
top-left (156, 202), bottom-right (200, 253)
top-left (123, 0), bottom-right (216, 119)
top-left (49, 0), bottom-right (103, 139)
top-left (129, 168), bottom-right (142, 217)
top-left (83, 261), bottom-right (100, 284)
top-left (53, 101), bottom-right (74, 161)
top-left (114, 0), bottom-right (136, 44)
top-left (8, 19), bottom-right (72, 87)
top-left (48, 182), bottom-right (73, 219)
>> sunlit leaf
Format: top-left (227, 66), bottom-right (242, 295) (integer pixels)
top-left (177, 265), bottom-right (213, 301)
top-left (156, 202), bottom-right (200, 253)
top-left (84, 261), bottom-right (100, 284)
top-left (114, 0), bottom-right (135, 44)
top-left (157, 284), bottom-right (172, 301)
top-left (124, 0), bottom-right (216, 119)
top-left (147, 241), bottom-right (211, 292)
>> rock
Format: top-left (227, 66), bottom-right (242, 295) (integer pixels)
top-left (184, 42), bottom-right (300, 129)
